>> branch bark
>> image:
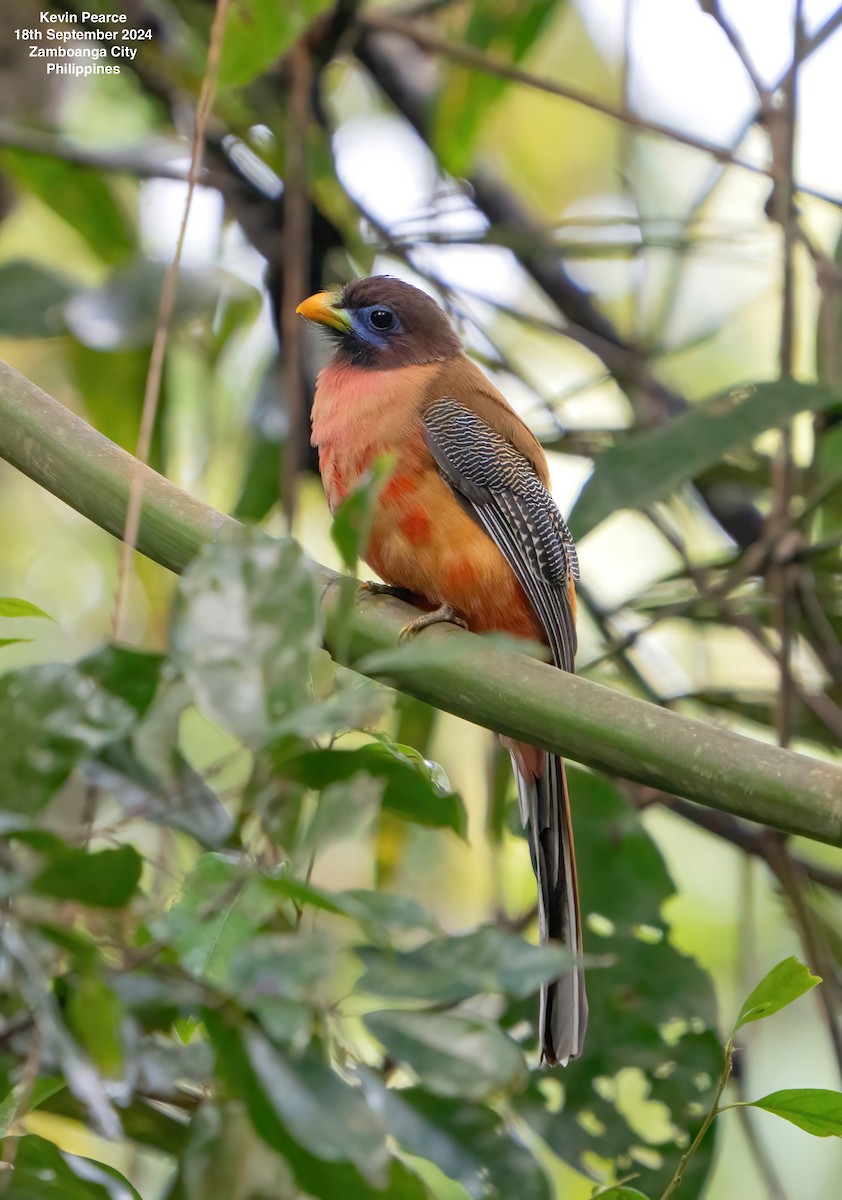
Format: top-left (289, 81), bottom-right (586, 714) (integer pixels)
top-left (1, 358), bottom-right (841, 846)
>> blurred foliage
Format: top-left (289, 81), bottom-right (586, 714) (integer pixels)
top-left (0, 0), bottom-right (841, 1198)
top-left (0, 530), bottom-right (727, 1198)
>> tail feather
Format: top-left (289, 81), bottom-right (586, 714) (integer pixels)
top-left (506, 740), bottom-right (587, 1065)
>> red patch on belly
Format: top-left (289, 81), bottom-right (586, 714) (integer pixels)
top-left (382, 473), bottom-right (417, 504)
top-left (399, 508), bottom-right (432, 544)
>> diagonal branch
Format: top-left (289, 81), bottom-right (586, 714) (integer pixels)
top-left (1, 358), bottom-right (840, 846)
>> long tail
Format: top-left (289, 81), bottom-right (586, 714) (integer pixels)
top-left (505, 739), bottom-right (588, 1065)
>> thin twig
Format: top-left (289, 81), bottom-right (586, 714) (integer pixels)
top-left (280, 38), bottom-right (312, 527)
top-left (359, 8), bottom-right (842, 208)
top-left (763, 837), bottom-right (842, 1079)
top-left (644, 507), bottom-right (842, 744)
top-left (732, 854), bottom-right (790, 1200)
top-left (699, 1), bottom-right (772, 104)
top-left (112, 0), bottom-right (231, 639)
top-left (768, 0), bottom-right (804, 749)
top-left (640, 789), bottom-right (842, 893)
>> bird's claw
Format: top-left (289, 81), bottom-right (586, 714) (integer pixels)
top-left (398, 603), bottom-right (468, 643)
top-left (359, 578), bottom-right (415, 600)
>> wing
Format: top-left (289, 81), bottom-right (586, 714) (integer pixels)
top-left (423, 397), bottom-right (579, 671)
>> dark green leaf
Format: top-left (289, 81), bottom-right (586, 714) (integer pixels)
top-left (364, 1009), bottom-right (528, 1100)
top-left (218, 0), bottom-right (334, 88)
top-left (233, 428), bottom-right (282, 522)
top-left (0, 262), bottom-right (74, 338)
top-left (32, 845), bottom-right (142, 908)
top-left (0, 638), bottom-right (32, 649)
top-left (514, 768), bottom-right (721, 1198)
top-left (747, 1088), bottom-right (842, 1137)
top-left (361, 1076), bottom-right (551, 1200)
top-left (357, 925), bottom-right (570, 1003)
top-left (733, 956), bottom-right (821, 1032)
top-left (282, 745), bottom-right (467, 837)
top-left (0, 150), bottom-right (135, 265)
top-left (0, 650), bottom-right (158, 813)
top-left (0, 597), bottom-right (54, 621)
top-left (205, 1012), bottom-right (430, 1199)
top-left (570, 380), bottom-right (842, 538)
top-left (3, 1135), bottom-right (141, 1199)
top-left (80, 645), bottom-right (164, 717)
top-left (242, 1031), bottom-right (389, 1185)
top-left (174, 529), bottom-right (320, 746)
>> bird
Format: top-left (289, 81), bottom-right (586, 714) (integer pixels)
top-left (297, 275), bottom-right (587, 1065)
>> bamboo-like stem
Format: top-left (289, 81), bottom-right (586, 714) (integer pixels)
top-left (1, 358), bottom-right (841, 846)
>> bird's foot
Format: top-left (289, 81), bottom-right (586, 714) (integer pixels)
top-left (399, 603), bottom-right (468, 642)
top-left (358, 580), bottom-right (415, 602)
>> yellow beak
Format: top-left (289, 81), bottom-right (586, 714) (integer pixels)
top-left (295, 291), bottom-right (351, 331)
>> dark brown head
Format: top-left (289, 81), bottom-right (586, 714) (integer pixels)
top-left (296, 276), bottom-right (462, 369)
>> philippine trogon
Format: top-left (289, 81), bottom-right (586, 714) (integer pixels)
top-left (297, 276), bottom-right (587, 1065)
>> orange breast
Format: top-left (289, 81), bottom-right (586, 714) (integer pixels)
top-left (310, 361), bottom-right (547, 646)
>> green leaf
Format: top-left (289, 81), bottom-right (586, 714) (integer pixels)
top-left (364, 1009), bottom-right (528, 1100)
top-left (747, 1088), bottom-right (842, 1137)
top-left (233, 428), bottom-right (282, 522)
top-left (66, 976), bottom-right (125, 1076)
top-left (357, 925), bottom-right (571, 1004)
top-left (94, 744), bottom-right (233, 849)
top-left (361, 1076), bottom-right (552, 1200)
top-left (81, 645), bottom-right (164, 716)
top-left (265, 873), bottom-right (438, 937)
top-left (174, 529), bottom-right (320, 746)
top-left (595, 1190), bottom-right (652, 1199)
top-left (205, 1012), bottom-right (430, 1199)
top-left (0, 638), bottom-right (32, 649)
top-left (513, 768), bottom-right (721, 1198)
top-left (0, 261), bottom-right (74, 338)
top-left (3, 1134), bottom-right (142, 1199)
top-left (161, 852), bottom-right (277, 986)
top-left (242, 1031), bottom-right (390, 1185)
top-left (218, 0), bottom-right (334, 88)
top-left (67, 341), bottom-right (161, 463)
top-left (0, 597), bottom-right (54, 621)
top-left (0, 150), bottom-right (135, 266)
top-left (331, 456), bottom-right (396, 571)
top-left (229, 932), bottom-right (336, 1004)
top-left (569, 380), bottom-right (842, 538)
top-left (733, 956), bottom-right (821, 1032)
top-left (32, 845), bottom-right (142, 908)
top-left (0, 1078), bottom-right (65, 1138)
top-left (434, 0), bottom-right (560, 175)
top-left (282, 744), bottom-right (467, 837)
top-left (0, 647), bottom-right (161, 814)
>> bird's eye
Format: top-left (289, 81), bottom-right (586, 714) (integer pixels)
top-left (368, 307), bottom-right (395, 331)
